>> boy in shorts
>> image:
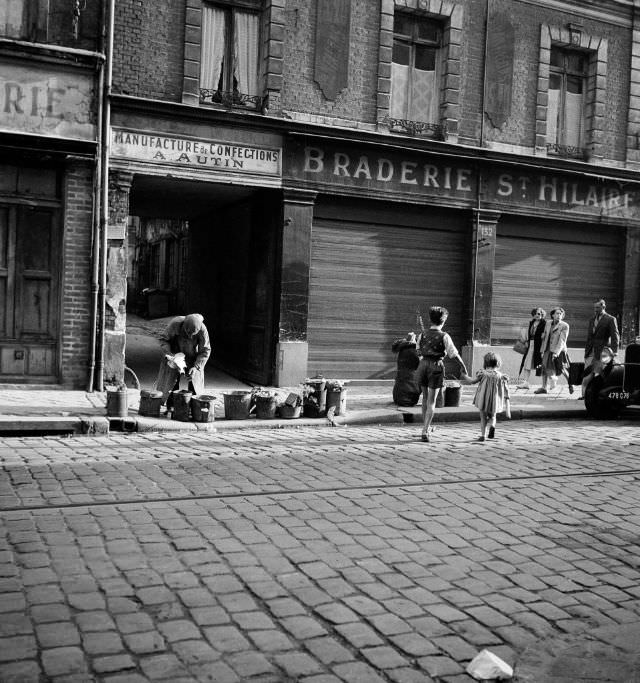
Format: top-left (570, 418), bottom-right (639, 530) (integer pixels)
top-left (417, 306), bottom-right (471, 442)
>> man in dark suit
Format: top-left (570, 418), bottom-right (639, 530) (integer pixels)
top-left (580, 299), bottom-right (620, 398)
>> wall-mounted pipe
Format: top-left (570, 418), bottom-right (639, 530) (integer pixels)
top-left (87, 2), bottom-right (108, 392)
top-left (94, 0), bottom-right (115, 392)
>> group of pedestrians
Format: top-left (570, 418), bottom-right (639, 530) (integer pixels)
top-left (516, 298), bottom-right (620, 398)
top-left (517, 306), bottom-right (571, 394)
top-left (392, 298), bottom-right (621, 444)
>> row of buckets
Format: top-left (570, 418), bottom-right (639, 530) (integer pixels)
top-left (106, 382), bottom-right (347, 422)
top-left (106, 388), bottom-right (217, 422)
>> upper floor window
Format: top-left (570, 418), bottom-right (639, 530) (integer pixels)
top-left (200, 1), bottom-right (261, 109)
top-left (547, 46), bottom-right (587, 153)
top-left (390, 13), bottom-right (443, 124)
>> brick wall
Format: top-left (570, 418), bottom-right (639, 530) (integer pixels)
top-left (280, 0), bottom-right (379, 124)
top-left (475, 0), bottom-right (630, 161)
top-left (458, 0), bottom-right (486, 145)
top-left (60, 164), bottom-right (94, 388)
top-left (113, 0), bottom-right (185, 101)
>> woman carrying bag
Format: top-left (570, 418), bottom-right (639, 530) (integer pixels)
top-left (515, 307), bottom-right (546, 389)
top-left (535, 307), bottom-right (573, 394)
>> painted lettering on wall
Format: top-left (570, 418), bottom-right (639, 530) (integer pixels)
top-left (302, 146), bottom-right (475, 196)
top-left (111, 129), bottom-right (282, 176)
top-left (292, 145), bottom-right (640, 220)
top-left (0, 64), bottom-right (95, 140)
top-left (493, 173), bottom-right (633, 215)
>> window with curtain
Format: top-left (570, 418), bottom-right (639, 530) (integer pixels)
top-left (547, 46), bottom-right (587, 154)
top-left (0, 0), bottom-right (26, 38)
top-left (200, 2), bottom-right (260, 108)
top-left (390, 13), bottom-right (443, 124)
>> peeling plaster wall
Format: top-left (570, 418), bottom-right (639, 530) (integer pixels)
top-left (104, 246), bottom-right (127, 384)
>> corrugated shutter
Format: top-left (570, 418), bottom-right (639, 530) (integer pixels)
top-left (493, 218), bottom-right (622, 344)
top-left (308, 208), bottom-right (467, 378)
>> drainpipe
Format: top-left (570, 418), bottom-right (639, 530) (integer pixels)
top-left (94, 0), bottom-right (115, 392)
top-left (471, 0), bottom-right (491, 343)
top-left (87, 2), bottom-right (108, 392)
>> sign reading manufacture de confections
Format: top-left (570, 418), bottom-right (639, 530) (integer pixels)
top-left (111, 129), bottom-right (281, 176)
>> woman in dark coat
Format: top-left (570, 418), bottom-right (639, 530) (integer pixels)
top-left (392, 332), bottom-right (421, 406)
top-left (519, 307), bottom-right (546, 389)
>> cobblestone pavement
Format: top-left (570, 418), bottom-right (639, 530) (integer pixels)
top-left (1, 420), bottom-right (639, 682)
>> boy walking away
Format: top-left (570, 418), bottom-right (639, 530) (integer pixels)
top-left (468, 352), bottom-right (511, 441)
top-left (417, 306), bottom-right (471, 442)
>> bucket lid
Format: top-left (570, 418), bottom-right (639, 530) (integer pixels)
top-left (194, 394), bottom-right (216, 401)
top-left (140, 389), bottom-right (163, 398)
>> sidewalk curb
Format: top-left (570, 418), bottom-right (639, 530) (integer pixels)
top-left (0, 403), bottom-right (588, 436)
top-left (0, 416), bottom-right (86, 435)
top-left (125, 404), bottom-right (588, 432)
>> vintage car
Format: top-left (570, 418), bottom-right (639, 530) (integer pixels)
top-left (584, 342), bottom-right (640, 419)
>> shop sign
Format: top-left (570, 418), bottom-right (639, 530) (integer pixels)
top-left (288, 142), bottom-right (640, 220)
top-left (111, 129), bottom-right (282, 176)
top-left (0, 62), bottom-right (95, 140)
top-left (485, 171), bottom-right (640, 220)
top-left (291, 144), bottom-right (477, 201)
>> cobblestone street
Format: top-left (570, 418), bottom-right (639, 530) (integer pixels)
top-left (1, 419), bottom-right (639, 682)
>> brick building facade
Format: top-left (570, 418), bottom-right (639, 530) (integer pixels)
top-left (103, 0), bottom-right (640, 386)
top-left (4, 0), bottom-right (639, 389)
top-left (0, 1), bottom-right (101, 387)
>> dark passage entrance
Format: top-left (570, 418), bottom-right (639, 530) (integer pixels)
top-left (127, 176), bottom-right (281, 385)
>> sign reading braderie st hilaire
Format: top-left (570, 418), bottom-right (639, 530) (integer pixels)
top-left (286, 141), bottom-right (640, 222)
top-left (110, 129), bottom-right (282, 176)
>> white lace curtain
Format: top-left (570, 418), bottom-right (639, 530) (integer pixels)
top-left (546, 84), bottom-right (583, 147)
top-left (234, 12), bottom-right (259, 97)
top-left (200, 6), bottom-right (259, 96)
top-left (390, 58), bottom-right (438, 122)
top-left (200, 6), bottom-right (226, 90)
top-left (564, 90), bottom-right (584, 148)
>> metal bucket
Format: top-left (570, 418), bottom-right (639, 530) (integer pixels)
top-left (138, 389), bottom-right (164, 418)
top-left (303, 378), bottom-right (327, 418)
top-left (106, 386), bottom-right (128, 417)
top-left (278, 404), bottom-right (301, 419)
top-left (326, 388), bottom-right (347, 416)
top-left (255, 395), bottom-right (277, 419)
top-left (191, 394), bottom-right (216, 423)
top-left (171, 390), bottom-right (192, 421)
top-left (444, 383), bottom-right (461, 407)
top-left (223, 391), bottom-right (252, 420)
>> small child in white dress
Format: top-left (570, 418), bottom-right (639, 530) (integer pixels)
top-left (469, 352), bottom-right (511, 442)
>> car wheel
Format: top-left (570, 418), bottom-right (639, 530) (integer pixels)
top-left (584, 382), bottom-right (619, 420)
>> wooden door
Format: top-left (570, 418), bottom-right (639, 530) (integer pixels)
top-left (0, 204), bottom-right (60, 380)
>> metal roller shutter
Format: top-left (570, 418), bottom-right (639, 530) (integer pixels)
top-left (493, 218), bottom-right (622, 345)
top-left (308, 206), bottom-right (467, 379)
